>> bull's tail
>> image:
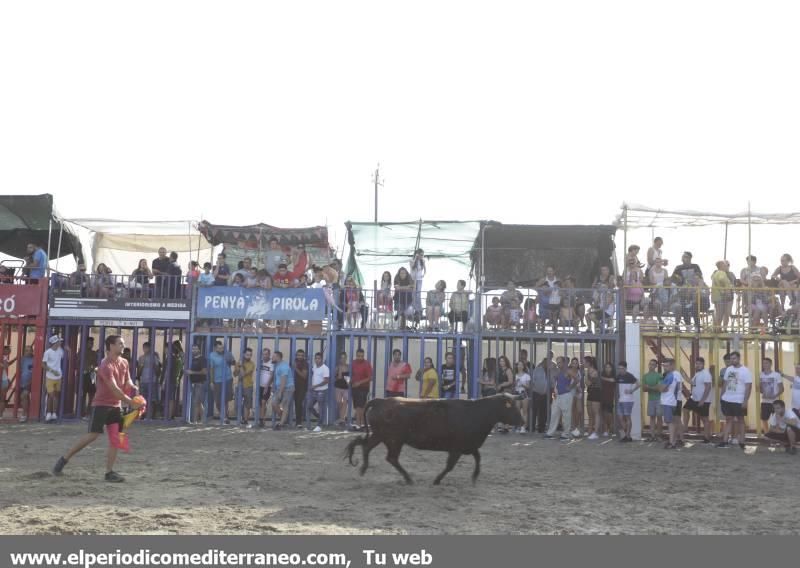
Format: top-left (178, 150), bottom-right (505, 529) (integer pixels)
top-left (343, 399), bottom-right (378, 467)
top-left (344, 435), bottom-right (367, 466)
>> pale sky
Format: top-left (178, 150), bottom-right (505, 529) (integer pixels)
top-left (2, 1), bottom-right (799, 283)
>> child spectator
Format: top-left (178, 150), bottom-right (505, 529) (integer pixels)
top-left (500, 281), bottom-right (523, 330)
top-left (274, 264), bottom-right (292, 288)
top-left (484, 297), bottom-right (502, 328)
top-left (426, 280), bottom-right (446, 331)
top-left (376, 271), bottom-right (393, 319)
top-left (559, 276), bottom-right (578, 331)
top-left (198, 262), bottom-right (214, 287)
top-left (344, 276), bottom-right (362, 329)
top-left (513, 361), bottom-right (531, 433)
top-left (231, 273), bottom-right (245, 287)
top-left (623, 258), bottom-right (645, 323)
top-left (393, 267), bottom-right (415, 329)
top-left (255, 269), bottom-right (272, 290)
top-left (420, 357), bottom-right (439, 399)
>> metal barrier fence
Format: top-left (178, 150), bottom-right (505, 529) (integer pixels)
top-left (54, 272), bottom-right (189, 300)
top-left (625, 285), bottom-right (798, 335)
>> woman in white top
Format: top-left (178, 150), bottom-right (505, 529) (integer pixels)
top-left (513, 361), bottom-right (531, 433)
top-left (646, 237), bottom-right (668, 270)
top-left (410, 249), bottom-right (426, 313)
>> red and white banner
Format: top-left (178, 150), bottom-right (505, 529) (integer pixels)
top-left (0, 284), bottom-right (43, 316)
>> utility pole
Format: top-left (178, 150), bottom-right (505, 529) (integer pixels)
top-left (372, 163), bottom-right (383, 223)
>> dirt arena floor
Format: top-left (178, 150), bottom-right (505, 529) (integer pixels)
top-left (0, 422), bottom-right (797, 535)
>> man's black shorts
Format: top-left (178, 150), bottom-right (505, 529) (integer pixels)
top-left (721, 400), bottom-right (745, 418)
top-left (675, 401), bottom-right (683, 414)
top-left (82, 372), bottom-right (96, 396)
top-left (352, 388), bottom-right (369, 409)
top-left (260, 386), bottom-right (271, 402)
top-left (89, 406), bottom-right (123, 434)
top-left (684, 399), bottom-right (710, 417)
top-left (761, 402), bottom-right (776, 421)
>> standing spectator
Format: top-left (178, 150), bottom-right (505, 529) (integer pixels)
top-left (420, 357), bottom-right (440, 399)
top-left (536, 267), bottom-right (561, 331)
top-left (623, 258), bottom-right (645, 322)
top-left (167, 252), bottom-right (182, 299)
top-left (685, 356), bottom-right (713, 444)
top-left (495, 355), bottom-right (515, 432)
top-left (309, 352), bottom-right (330, 431)
top-left (17, 346), bottom-right (34, 423)
top-left (479, 357), bottom-right (497, 397)
top-left (500, 281), bottom-right (523, 330)
top-left (198, 262), bottom-right (214, 287)
top-left (440, 351), bottom-right (466, 399)
top-left (600, 362), bottom-right (616, 437)
top-left (641, 358), bottom-right (664, 441)
top-left (80, 337), bottom-right (98, 416)
top-left (740, 255), bottom-right (768, 287)
top-left (350, 348), bottom-right (372, 431)
top-left (426, 280), bottom-right (447, 331)
top-left (136, 342), bottom-right (161, 417)
top-left (393, 267), bottom-right (415, 329)
top-left (270, 351), bottom-right (294, 430)
top-left (588, 266), bottom-right (615, 334)
top-left (523, 298), bottom-right (538, 331)
top-left (518, 349), bottom-right (532, 373)
top-left (764, 400), bottom-right (799, 454)
top-left (653, 358), bottom-right (682, 449)
top-left (671, 251), bottom-right (703, 284)
top-left (213, 253), bottom-right (231, 286)
top-left (559, 277), bottom-right (579, 332)
top-left (334, 352), bottom-right (350, 427)
top-left (748, 274), bottom-right (771, 332)
top-left (545, 359), bottom-right (577, 440)
top-left (26, 242), bottom-right (48, 283)
top-left (484, 297), bottom-right (502, 328)
top-left (237, 347), bottom-right (256, 427)
top-left (376, 271), bottom-right (394, 327)
top-left (258, 347), bottom-right (273, 427)
top-left (779, 364), bottom-right (800, 416)
top-left (612, 361), bottom-right (639, 442)
top-left (759, 357), bottom-right (783, 435)
top-left (772, 254), bottom-right (799, 308)
top-left (186, 343), bottom-right (208, 424)
top-left (646, 237), bottom-right (668, 272)
top-left (130, 259), bottom-right (152, 297)
top-left (448, 280), bottom-right (469, 333)
top-left (410, 249), bottom-right (426, 314)
top-left (208, 341), bottom-right (236, 424)
top-left (265, 238), bottom-right (287, 276)
top-left (570, 356), bottom-right (584, 436)
top-left (0, 346), bottom-right (16, 418)
top-left (711, 261), bottom-right (734, 332)
top-left (42, 336), bottom-right (64, 423)
top-left (231, 257), bottom-right (254, 283)
top-left (165, 340), bottom-right (184, 421)
top-left (187, 260), bottom-right (201, 291)
top-left (151, 247), bottom-right (171, 297)
top-left (513, 361), bottom-right (531, 433)
top-left (386, 349), bottom-right (412, 397)
top-left (344, 276), bottom-right (362, 329)
top-left (585, 356), bottom-right (603, 440)
top-left (70, 262), bottom-right (90, 297)
top-left (293, 349), bottom-right (309, 429)
top-left (530, 358), bottom-right (550, 434)
top-left (718, 351), bottom-right (752, 449)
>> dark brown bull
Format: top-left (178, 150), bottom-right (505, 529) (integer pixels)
top-left (344, 393), bottom-right (524, 485)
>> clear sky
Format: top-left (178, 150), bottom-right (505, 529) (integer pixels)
top-left (2, 1), bottom-right (799, 284)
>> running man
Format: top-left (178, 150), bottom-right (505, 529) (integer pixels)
top-left (53, 335), bottom-right (143, 482)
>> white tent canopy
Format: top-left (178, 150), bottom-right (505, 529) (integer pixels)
top-left (615, 203), bottom-right (800, 229)
top-left (63, 219), bottom-right (215, 276)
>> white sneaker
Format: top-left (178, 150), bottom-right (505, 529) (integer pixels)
top-left (731, 437), bottom-right (738, 445)
top-left (571, 428), bottom-right (581, 437)
top-left (19, 415), bottom-right (27, 423)
top-left (588, 433), bottom-right (599, 440)
top-left (519, 428), bottom-right (527, 434)
top-left (46, 413), bottom-right (53, 422)
top-left (313, 426), bottom-right (322, 432)
top-left (602, 431), bottom-right (610, 437)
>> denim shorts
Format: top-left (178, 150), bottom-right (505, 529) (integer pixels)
top-left (618, 401), bottom-right (634, 416)
top-left (647, 399), bottom-right (662, 417)
top-left (662, 404), bottom-right (677, 423)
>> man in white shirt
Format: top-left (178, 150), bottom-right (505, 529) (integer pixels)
top-left (309, 352), bottom-right (330, 432)
top-left (764, 400), bottom-right (799, 454)
top-left (258, 347), bottom-right (274, 427)
top-left (759, 357), bottom-right (784, 435)
top-left (653, 358), bottom-right (682, 449)
top-left (685, 357), bottom-right (713, 443)
top-left (42, 335), bottom-right (65, 423)
top-left (778, 364), bottom-right (800, 416)
top-left (718, 351), bottom-right (753, 450)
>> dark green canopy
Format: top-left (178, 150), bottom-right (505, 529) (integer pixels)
top-left (0, 194), bottom-right (82, 260)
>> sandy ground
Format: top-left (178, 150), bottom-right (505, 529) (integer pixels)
top-left (0, 421), bottom-right (797, 535)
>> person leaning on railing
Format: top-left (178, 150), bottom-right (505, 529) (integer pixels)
top-left (448, 279), bottom-right (469, 333)
top-left (711, 261), bottom-right (735, 332)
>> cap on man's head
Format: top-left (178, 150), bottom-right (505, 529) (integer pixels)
top-left (48, 335), bottom-right (61, 345)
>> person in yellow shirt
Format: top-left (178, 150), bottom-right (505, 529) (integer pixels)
top-left (421, 357), bottom-right (440, 399)
top-left (238, 348), bottom-right (256, 427)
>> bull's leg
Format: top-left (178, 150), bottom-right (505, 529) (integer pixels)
top-left (385, 443), bottom-right (413, 485)
top-left (360, 435), bottom-right (382, 476)
top-left (433, 451), bottom-right (461, 485)
top-left (470, 450), bottom-right (481, 484)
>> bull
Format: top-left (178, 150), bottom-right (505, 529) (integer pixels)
top-left (344, 393), bottom-right (524, 485)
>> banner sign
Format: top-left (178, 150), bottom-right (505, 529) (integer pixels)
top-left (197, 287), bottom-right (327, 320)
top-left (50, 296), bottom-right (191, 322)
top-left (0, 284), bottom-right (43, 316)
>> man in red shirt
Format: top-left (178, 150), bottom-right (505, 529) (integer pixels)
top-left (351, 348), bottom-right (373, 431)
top-left (385, 349), bottom-right (412, 398)
top-left (53, 335), bottom-right (143, 482)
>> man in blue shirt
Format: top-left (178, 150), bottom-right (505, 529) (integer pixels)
top-left (545, 357), bottom-right (577, 440)
top-left (26, 242), bottom-right (48, 283)
top-left (208, 341), bottom-right (236, 423)
top-left (271, 350), bottom-right (294, 430)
